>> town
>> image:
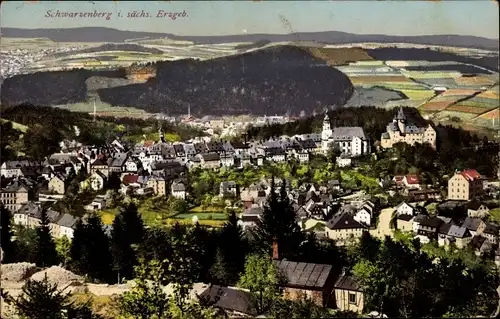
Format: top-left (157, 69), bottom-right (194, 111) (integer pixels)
top-left (1, 105), bottom-right (499, 318)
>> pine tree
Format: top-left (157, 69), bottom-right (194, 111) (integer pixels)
top-left (252, 177), bottom-right (303, 259)
top-left (120, 203), bottom-right (145, 245)
top-left (0, 204), bottom-right (16, 263)
top-left (69, 219), bottom-right (86, 272)
top-left (84, 214), bottom-right (113, 283)
top-left (71, 215), bottom-right (113, 283)
top-left (209, 248), bottom-right (230, 286)
top-left (110, 215), bottom-right (135, 283)
top-left (218, 211), bottom-right (247, 284)
top-left (34, 209), bottom-right (59, 267)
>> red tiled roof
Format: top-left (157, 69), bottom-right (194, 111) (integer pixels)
top-left (122, 174), bottom-right (139, 185)
top-left (405, 175), bottom-right (420, 185)
top-left (460, 169), bottom-right (481, 181)
top-left (143, 140), bottom-right (154, 147)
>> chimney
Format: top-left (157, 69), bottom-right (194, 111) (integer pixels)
top-left (272, 237), bottom-right (279, 260)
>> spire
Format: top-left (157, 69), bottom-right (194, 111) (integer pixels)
top-left (396, 107), bottom-right (406, 121)
top-left (324, 113), bottom-right (330, 122)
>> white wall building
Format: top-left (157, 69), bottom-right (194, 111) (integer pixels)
top-left (321, 115), bottom-right (370, 156)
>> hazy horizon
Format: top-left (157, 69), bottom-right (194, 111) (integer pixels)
top-left (1, 1), bottom-right (498, 40)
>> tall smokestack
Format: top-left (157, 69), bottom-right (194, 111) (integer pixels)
top-left (272, 237), bottom-right (279, 260)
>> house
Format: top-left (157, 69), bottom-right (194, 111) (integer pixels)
top-left (147, 176), bottom-right (167, 197)
top-left (220, 153), bottom-right (235, 168)
top-left (197, 285), bottom-right (257, 317)
top-left (396, 214), bottom-right (413, 232)
top-left (274, 259), bottom-right (338, 308)
top-left (353, 206), bottom-right (372, 227)
top-left (90, 158), bottom-right (109, 177)
top-left (0, 160), bottom-right (42, 178)
top-left (328, 180), bottom-right (342, 192)
top-left (107, 153), bottom-right (128, 173)
top-left (447, 169), bottom-right (483, 201)
top-left (14, 201), bottom-right (42, 226)
top-left (150, 161), bottom-right (185, 180)
top-left (56, 213), bottom-right (80, 239)
top-left (325, 212), bottom-right (367, 245)
top-left (124, 157), bottom-right (140, 172)
top-left (81, 171), bottom-right (107, 192)
top-left (84, 197), bottom-right (107, 211)
top-left (220, 181), bottom-right (237, 197)
top-left (442, 225), bottom-right (472, 248)
top-left (394, 201), bottom-right (417, 216)
top-left (469, 236), bottom-right (493, 256)
top-left (238, 207), bottom-right (264, 230)
top-left (466, 200), bottom-right (490, 218)
top-left (482, 223), bottom-right (499, 245)
top-left (0, 182), bottom-right (34, 212)
top-left (334, 272), bottom-right (364, 313)
top-left (48, 174), bottom-right (68, 195)
top-left (408, 189), bottom-right (441, 201)
top-left (462, 217), bottom-right (486, 237)
top-left (198, 153), bottom-right (221, 169)
top-left (336, 154), bottom-right (352, 168)
top-left (416, 216), bottom-right (443, 240)
top-left (171, 181), bottom-right (186, 200)
top-left (393, 175), bottom-right (421, 190)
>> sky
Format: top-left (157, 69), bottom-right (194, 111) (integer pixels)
top-left (1, 1), bottom-right (499, 39)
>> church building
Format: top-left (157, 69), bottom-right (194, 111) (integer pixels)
top-left (321, 114), bottom-right (371, 157)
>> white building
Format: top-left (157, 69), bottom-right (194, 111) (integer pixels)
top-left (321, 115), bottom-right (370, 156)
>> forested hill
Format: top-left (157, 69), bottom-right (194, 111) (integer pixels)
top-left (1, 46), bottom-right (354, 116)
top-left (97, 46), bottom-right (354, 116)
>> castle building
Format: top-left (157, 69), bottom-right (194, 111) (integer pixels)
top-left (321, 114), bottom-right (370, 157)
top-left (380, 108), bottom-right (436, 149)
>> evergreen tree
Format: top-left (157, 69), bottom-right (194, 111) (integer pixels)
top-left (110, 203), bottom-right (145, 283)
top-left (120, 203), bottom-right (145, 245)
top-left (218, 211), bottom-right (247, 285)
top-left (69, 219), bottom-right (86, 272)
top-left (34, 209), bottom-right (59, 267)
top-left (110, 215), bottom-right (135, 283)
top-left (209, 248), bottom-right (231, 286)
top-left (0, 204), bottom-right (16, 263)
top-left (71, 215), bottom-right (113, 283)
top-left (252, 177), bottom-right (303, 259)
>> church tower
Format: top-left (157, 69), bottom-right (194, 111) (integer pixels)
top-left (321, 113), bottom-right (333, 153)
top-left (159, 127), bottom-right (165, 143)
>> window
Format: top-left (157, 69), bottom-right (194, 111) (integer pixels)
top-left (349, 292), bottom-right (357, 304)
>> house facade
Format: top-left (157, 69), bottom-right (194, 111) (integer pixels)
top-left (448, 169), bottom-right (483, 200)
top-left (334, 272), bottom-right (364, 313)
top-left (321, 115), bottom-right (370, 156)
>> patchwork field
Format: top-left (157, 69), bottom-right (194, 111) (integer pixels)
top-left (307, 47), bottom-right (373, 65)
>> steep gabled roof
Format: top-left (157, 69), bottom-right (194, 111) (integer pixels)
top-left (274, 260), bottom-right (334, 290)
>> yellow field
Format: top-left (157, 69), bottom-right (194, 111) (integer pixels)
top-left (399, 89), bottom-right (436, 100)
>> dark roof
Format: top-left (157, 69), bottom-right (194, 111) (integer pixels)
top-left (274, 260), bottom-right (333, 289)
top-left (199, 285), bottom-right (256, 316)
top-left (438, 222), bottom-right (452, 235)
top-left (462, 217), bottom-right (483, 231)
top-left (467, 200), bottom-right (488, 211)
top-left (419, 216), bottom-right (443, 228)
top-left (397, 214), bottom-right (413, 222)
top-left (447, 225), bottom-right (470, 238)
top-left (326, 212), bottom-right (365, 230)
top-left (230, 140), bottom-right (249, 149)
top-left (469, 235), bottom-right (487, 250)
top-left (334, 273), bottom-right (362, 292)
top-left (201, 153), bottom-right (220, 162)
top-left (483, 223), bottom-right (499, 236)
